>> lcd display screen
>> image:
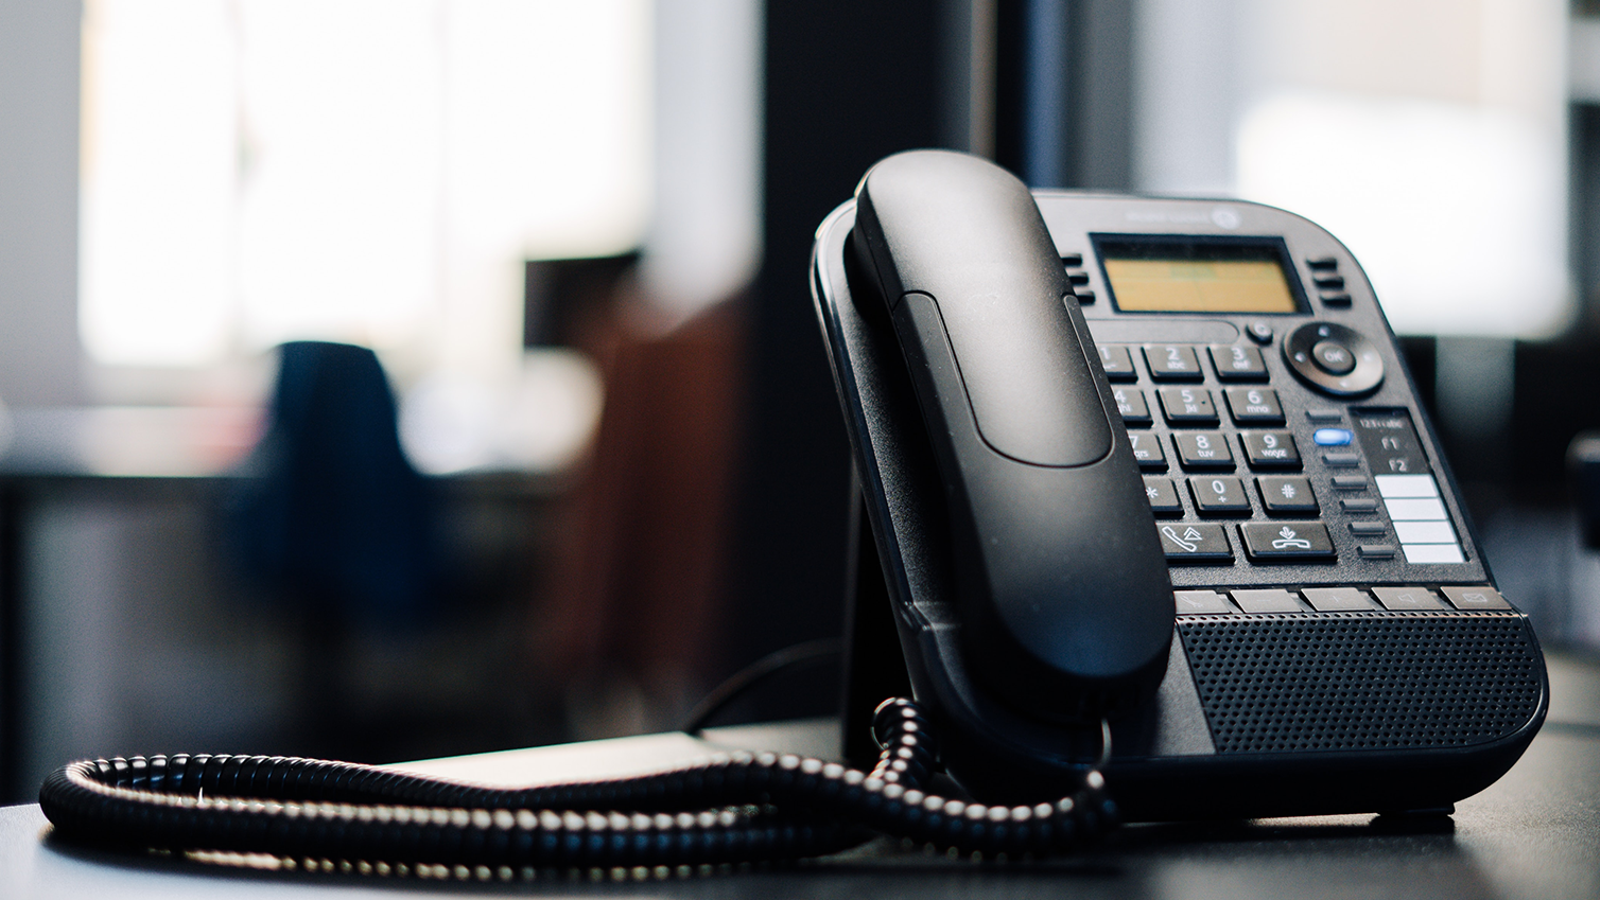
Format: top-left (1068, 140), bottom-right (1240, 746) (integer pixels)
top-left (1094, 237), bottom-right (1302, 314)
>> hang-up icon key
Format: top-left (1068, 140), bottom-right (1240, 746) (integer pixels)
top-left (1271, 525), bottom-right (1313, 550)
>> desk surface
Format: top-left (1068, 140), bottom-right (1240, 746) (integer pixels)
top-left (4, 653), bottom-right (1600, 900)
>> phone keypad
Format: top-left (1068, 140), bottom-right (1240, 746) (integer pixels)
top-left (1102, 340), bottom-right (1474, 573)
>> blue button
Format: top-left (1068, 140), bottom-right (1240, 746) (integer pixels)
top-left (1314, 428), bottom-right (1353, 446)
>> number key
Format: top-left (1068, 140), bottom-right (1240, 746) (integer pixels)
top-left (1112, 387), bottom-right (1151, 426)
top-left (1240, 431), bottom-right (1301, 469)
top-left (1128, 432), bottom-right (1167, 469)
top-left (1190, 476), bottom-right (1251, 515)
top-left (1224, 387), bottom-right (1284, 424)
top-left (1174, 432), bottom-right (1234, 469)
top-left (1097, 345), bottom-right (1137, 381)
top-left (1158, 387), bottom-right (1218, 425)
top-left (1209, 344), bottom-right (1268, 381)
top-left (1144, 345), bottom-right (1202, 380)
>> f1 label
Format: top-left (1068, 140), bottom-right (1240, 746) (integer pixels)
top-left (1352, 408), bottom-right (1429, 475)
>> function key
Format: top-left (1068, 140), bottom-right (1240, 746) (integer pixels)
top-left (1301, 587), bottom-right (1377, 611)
top-left (1158, 387), bottom-right (1219, 425)
top-left (1257, 475), bottom-right (1318, 514)
top-left (1370, 586), bottom-right (1446, 611)
top-left (1306, 256), bottom-right (1339, 270)
top-left (1320, 292), bottom-right (1353, 308)
top-left (1240, 431), bottom-right (1301, 469)
top-left (1340, 497), bottom-right (1379, 512)
top-left (1175, 590), bottom-right (1233, 615)
top-left (1312, 272), bottom-right (1345, 289)
top-left (1230, 589), bottom-right (1303, 613)
top-left (1067, 271), bottom-right (1091, 286)
top-left (1246, 321), bottom-right (1275, 344)
top-left (1128, 432), bottom-right (1167, 470)
top-left (1190, 476), bottom-right (1252, 515)
top-left (1322, 451), bottom-right (1362, 468)
top-left (1225, 387), bottom-right (1284, 424)
top-left (1440, 586), bottom-right (1511, 610)
top-left (1349, 521), bottom-right (1386, 535)
top-left (1332, 475), bottom-right (1369, 490)
top-left (1062, 253), bottom-right (1084, 267)
top-left (1158, 522), bottom-right (1233, 562)
top-left (1358, 544), bottom-right (1397, 559)
top-left (1144, 345), bottom-right (1204, 380)
top-left (1075, 289), bottom-right (1096, 305)
top-left (1306, 408), bottom-right (1343, 424)
top-left (1209, 344), bottom-right (1268, 381)
top-left (1143, 477), bottom-right (1184, 516)
top-left (1097, 345), bottom-right (1137, 381)
top-left (1239, 521), bottom-right (1335, 561)
top-left (1113, 387), bottom-right (1152, 425)
top-left (1174, 433), bottom-right (1234, 469)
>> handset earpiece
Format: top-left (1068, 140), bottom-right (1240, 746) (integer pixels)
top-left (851, 150), bottom-right (1173, 720)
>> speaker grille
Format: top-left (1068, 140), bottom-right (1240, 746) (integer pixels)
top-left (1177, 613), bottom-right (1543, 754)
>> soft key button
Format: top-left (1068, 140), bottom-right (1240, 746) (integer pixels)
top-left (1375, 474), bottom-right (1465, 564)
top-left (1230, 589), bottom-right (1303, 613)
top-left (1371, 587), bottom-right (1447, 611)
top-left (1301, 587), bottom-right (1377, 611)
top-left (1440, 586), bottom-right (1511, 610)
top-left (1175, 590), bottom-right (1233, 615)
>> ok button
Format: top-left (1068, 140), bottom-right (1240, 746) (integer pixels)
top-left (1311, 340), bottom-right (1356, 375)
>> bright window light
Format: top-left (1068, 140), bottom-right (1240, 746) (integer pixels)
top-left (1237, 90), bottom-right (1567, 338)
top-left (80, 0), bottom-right (651, 375)
top-left (79, 0), bottom-right (237, 367)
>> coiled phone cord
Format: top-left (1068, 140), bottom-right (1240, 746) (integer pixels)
top-left (38, 699), bottom-right (1117, 878)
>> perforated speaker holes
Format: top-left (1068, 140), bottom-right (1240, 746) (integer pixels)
top-left (1177, 613), bottom-right (1543, 754)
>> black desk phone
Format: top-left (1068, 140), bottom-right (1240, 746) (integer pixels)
top-left (36, 150), bottom-right (1551, 875)
top-left (812, 150), bottom-right (1547, 820)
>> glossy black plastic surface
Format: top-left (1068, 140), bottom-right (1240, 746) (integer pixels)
top-left (851, 151), bottom-right (1174, 719)
top-left (811, 153), bottom-right (1547, 817)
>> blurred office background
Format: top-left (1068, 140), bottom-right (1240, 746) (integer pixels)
top-left (1, 0), bottom-right (1600, 802)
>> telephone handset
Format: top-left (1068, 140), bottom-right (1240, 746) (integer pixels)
top-left (814, 150), bottom-right (1548, 818)
top-left (850, 151), bottom-right (1174, 721)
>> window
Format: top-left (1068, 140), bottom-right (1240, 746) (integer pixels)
top-left (80, 0), bottom-right (651, 382)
